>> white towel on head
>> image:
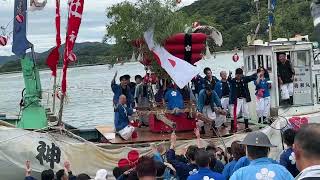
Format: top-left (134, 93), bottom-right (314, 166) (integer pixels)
top-left (94, 169), bottom-right (108, 180)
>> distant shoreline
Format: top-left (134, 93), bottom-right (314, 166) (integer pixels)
top-left (0, 63), bottom-right (109, 75)
top-left (0, 50), bottom-right (235, 75)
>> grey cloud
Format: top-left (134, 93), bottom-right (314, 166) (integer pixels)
top-left (0, 0), bottom-right (196, 56)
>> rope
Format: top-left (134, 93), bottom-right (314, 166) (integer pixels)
top-left (0, 125), bottom-right (55, 144)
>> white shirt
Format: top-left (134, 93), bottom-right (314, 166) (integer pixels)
top-left (295, 165), bottom-right (320, 180)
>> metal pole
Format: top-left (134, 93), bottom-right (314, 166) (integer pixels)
top-left (52, 76), bottom-right (57, 114)
top-left (268, 0), bottom-right (272, 42)
top-left (269, 26), bottom-right (272, 42)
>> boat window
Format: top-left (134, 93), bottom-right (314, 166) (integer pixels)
top-left (314, 49), bottom-right (320, 65)
top-left (258, 55), bottom-right (264, 68)
top-left (293, 50), bottom-right (310, 66)
top-left (251, 55), bottom-right (257, 70)
top-left (266, 55), bottom-right (272, 70)
top-left (246, 56), bottom-right (251, 70)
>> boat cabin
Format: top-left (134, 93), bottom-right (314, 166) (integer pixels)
top-left (243, 40), bottom-right (320, 118)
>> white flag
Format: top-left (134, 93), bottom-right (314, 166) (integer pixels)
top-left (144, 30), bottom-right (200, 89)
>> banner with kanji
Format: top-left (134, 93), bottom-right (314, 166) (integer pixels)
top-left (61, 0), bottom-right (84, 93)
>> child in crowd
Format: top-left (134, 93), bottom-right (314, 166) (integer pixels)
top-left (254, 67), bottom-right (271, 124)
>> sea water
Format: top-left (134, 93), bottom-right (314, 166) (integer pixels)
top-left (0, 51), bottom-right (243, 128)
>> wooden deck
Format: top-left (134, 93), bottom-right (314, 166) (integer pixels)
top-left (96, 122), bottom-right (256, 144)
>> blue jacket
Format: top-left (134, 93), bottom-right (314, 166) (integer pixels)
top-left (216, 80), bottom-right (230, 98)
top-left (166, 149), bottom-right (198, 180)
top-left (187, 167), bottom-right (226, 180)
top-left (197, 89), bottom-right (222, 112)
top-left (279, 148), bottom-right (300, 177)
top-left (209, 159), bottom-right (225, 173)
top-left (229, 74), bottom-right (257, 104)
top-left (254, 79), bottom-right (271, 98)
top-left (232, 156), bottom-right (278, 175)
top-left (164, 88), bottom-right (184, 110)
top-left (203, 76), bottom-right (221, 94)
top-left (230, 157), bottom-right (294, 180)
top-left (232, 156), bottom-right (251, 174)
top-left (111, 80), bottom-right (133, 107)
top-left (191, 75), bottom-right (205, 95)
top-left (114, 104), bottom-right (134, 132)
top-left (223, 159), bottom-right (237, 179)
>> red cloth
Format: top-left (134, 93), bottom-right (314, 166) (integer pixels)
top-left (61, 0), bottom-right (84, 93)
top-left (233, 100), bottom-right (238, 132)
top-left (46, 0), bottom-right (61, 77)
top-left (289, 117), bottom-right (308, 131)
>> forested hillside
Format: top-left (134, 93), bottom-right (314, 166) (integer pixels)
top-left (0, 42), bottom-right (114, 73)
top-left (182, 0), bottom-right (314, 50)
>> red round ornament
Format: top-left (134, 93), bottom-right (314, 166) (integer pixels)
top-left (16, 14), bottom-right (24, 23)
top-left (127, 150), bottom-right (139, 163)
top-left (118, 158), bottom-right (129, 168)
top-left (0, 36), bottom-right (7, 46)
top-left (68, 52), bottom-right (77, 62)
top-left (232, 53), bottom-right (239, 62)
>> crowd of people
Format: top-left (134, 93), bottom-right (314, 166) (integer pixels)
top-left (112, 51), bottom-right (297, 140)
top-left (23, 123), bottom-right (320, 179)
top-left (112, 64), bottom-right (275, 140)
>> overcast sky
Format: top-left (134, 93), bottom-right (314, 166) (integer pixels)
top-left (0, 0), bottom-right (196, 56)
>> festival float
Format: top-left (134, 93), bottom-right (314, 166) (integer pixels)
top-left (0, 0), bottom-right (318, 179)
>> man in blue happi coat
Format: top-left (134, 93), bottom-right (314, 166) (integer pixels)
top-left (222, 140), bottom-right (246, 179)
top-left (114, 95), bottom-right (135, 140)
top-left (229, 68), bottom-right (257, 132)
top-left (279, 128), bottom-right (299, 177)
top-left (166, 132), bottom-right (198, 180)
top-left (197, 84), bottom-right (226, 135)
top-left (164, 83), bottom-right (184, 112)
top-left (111, 71), bottom-right (133, 108)
top-left (187, 149), bottom-right (226, 180)
top-left (230, 131), bottom-right (294, 180)
top-left (202, 67), bottom-right (221, 92)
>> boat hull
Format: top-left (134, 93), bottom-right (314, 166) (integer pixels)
top-left (1, 110), bottom-right (319, 179)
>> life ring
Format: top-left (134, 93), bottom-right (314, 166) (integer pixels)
top-left (232, 53), bottom-right (239, 62)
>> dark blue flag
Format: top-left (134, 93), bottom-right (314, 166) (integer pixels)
top-left (12, 0), bottom-right (31, 58)
top-left (271, 0), bottom-right (276, 11)
top-left (268, 0), bottom-right (276, 26)
top-left (268, 15), bottom-right (274, 26)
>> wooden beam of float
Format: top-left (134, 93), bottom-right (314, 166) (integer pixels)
top-left (155, 113), bottom-right (176, 129)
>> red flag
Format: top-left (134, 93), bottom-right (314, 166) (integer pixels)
top-left (46, 0), bottom-right (61, 77)
top-left (61, 0), bottom-right (84, 93)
